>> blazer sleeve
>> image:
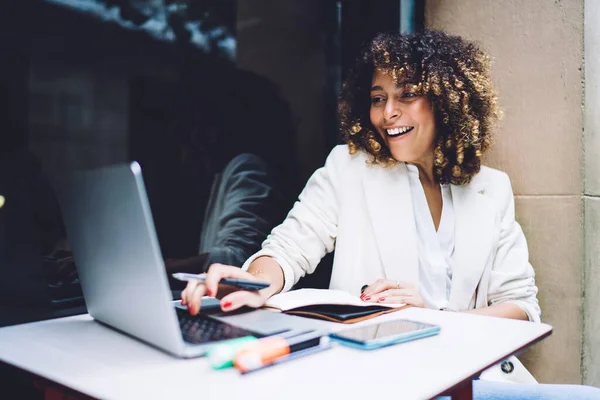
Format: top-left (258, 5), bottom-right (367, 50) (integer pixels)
top-left (204, 154), bottom-right (277, 269)
top-left (242, 146), bottom-right (345, 292)
top-left (487, 172), bottom-right (542, 322)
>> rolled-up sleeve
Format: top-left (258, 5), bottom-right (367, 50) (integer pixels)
top-left (487, 173), bottom-right (542, 322)
top-left (242, 147), bottom-right (344, 292)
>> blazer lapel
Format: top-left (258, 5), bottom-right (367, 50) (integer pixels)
top-left (448, 182), bottom-right (497, 311)
top-left (362, 162), bottom-right (419, 286)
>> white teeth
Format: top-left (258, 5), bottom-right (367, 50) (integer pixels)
top-left (386, 126), bottom-right (413, 135)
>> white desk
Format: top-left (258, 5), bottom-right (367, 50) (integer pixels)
top-left (0, 308), bottom-right (551, 400)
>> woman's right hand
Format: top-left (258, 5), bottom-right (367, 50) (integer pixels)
top-left (180, 264), bottom-right (271, 315)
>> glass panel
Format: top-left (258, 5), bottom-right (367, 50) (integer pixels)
top-left (0, 0), bottom-right (408, 326)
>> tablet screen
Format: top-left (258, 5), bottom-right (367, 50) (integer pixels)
top-left (334, 319), bottom-right (439, 343)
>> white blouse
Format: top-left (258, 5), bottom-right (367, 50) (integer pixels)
top-left (406, 164), bottom-right (455, 310)
top-left (243, 145), bottom-right (540, 322)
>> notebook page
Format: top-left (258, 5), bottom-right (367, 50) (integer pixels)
top-left (265, 288), bottom-right (404, 311)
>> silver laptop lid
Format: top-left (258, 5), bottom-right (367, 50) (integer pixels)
top-left (56, 162), bottom-right (185, 356)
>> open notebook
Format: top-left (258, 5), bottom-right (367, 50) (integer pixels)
top-left (263, 289), bottom-right (410, 324)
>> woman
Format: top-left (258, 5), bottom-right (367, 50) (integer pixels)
top-left (182, 31), bottom-right (600, 398)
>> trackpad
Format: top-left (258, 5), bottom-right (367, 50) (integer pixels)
top-left (211, 310), bottom-right (294, 335)
top-left (213, 309), bottom-right (327, 336)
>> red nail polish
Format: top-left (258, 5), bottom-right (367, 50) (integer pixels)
top-left (207, 289), bottom-right (213, 297)
top-left (363, 296), bottom-right (371, 301)
top-left (222, 301), bottom-right (232, 309)
top-left (378, 297), bottom-right (385, 302)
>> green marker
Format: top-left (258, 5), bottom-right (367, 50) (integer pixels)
top-left (207, 336), bottom-right (258, 370)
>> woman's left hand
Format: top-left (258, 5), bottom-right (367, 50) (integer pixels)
top-left (361, 279), bottom-right (426, 308)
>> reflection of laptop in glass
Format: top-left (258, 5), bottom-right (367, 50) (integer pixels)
top-left (55, 162), bottom-right (325, 358)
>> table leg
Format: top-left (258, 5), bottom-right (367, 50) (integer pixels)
top-left (449, 380), bottom-right (473, 400)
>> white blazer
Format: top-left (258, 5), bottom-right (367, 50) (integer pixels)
top-left (245, 145), bottom-right (541, 324)
top-left (244, 145), bottom-right (542, 382)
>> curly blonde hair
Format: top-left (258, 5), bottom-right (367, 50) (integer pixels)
top-left (339, 30), bottom-right (501, 185)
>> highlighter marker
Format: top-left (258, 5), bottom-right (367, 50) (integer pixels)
top-left (241, 341), bottom-right (333, 375)
top-left (207, 336), bottom-right (258, 370)
top-left (234, 332), bottom-right (324, 373)
top-left (206, 331), bottom-right (307, 370)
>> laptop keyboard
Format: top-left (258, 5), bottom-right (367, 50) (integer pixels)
top-left (175, 308), bottom-right (263, 344)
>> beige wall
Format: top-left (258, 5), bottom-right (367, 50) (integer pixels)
top-left (584, 0), bottom-right (600, 387)
top-left (426, 0), bottom-right (586, 384)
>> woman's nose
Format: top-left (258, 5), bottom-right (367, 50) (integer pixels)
top-left (384, 98), bottom-right (401, 121)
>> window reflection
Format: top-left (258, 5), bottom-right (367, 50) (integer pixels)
top-left (0, 0), bottom-right (403, 326)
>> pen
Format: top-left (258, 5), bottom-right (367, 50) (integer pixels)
top-left (171, 273), bottom-right (270, 290)
top-left (240, 342), bottom-right (333, 375)
top-left (234, 331), bottom-right (326, 373)
top-left (171, 273), bottom-right (209, 283)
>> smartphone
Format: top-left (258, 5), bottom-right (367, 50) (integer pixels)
top-left (171, 273), bottom-right (270, 291)
top-left (329, 319), bottom-right (440, 350)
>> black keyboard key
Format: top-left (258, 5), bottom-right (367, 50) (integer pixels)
top-left (175, 308), bottom-right (262, 345)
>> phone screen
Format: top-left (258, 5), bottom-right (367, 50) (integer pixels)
top-left (333, 319), bottom-right (439, 343)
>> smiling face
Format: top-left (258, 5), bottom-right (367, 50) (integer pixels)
top-left (369, 70), bottom-right (437, 170)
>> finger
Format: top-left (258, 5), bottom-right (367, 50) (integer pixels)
top-left (204, 264), bottom-right (226, 297)
top-left (181, 279), bottom-right (201, 306)
top-left (372, 289), bottom-right (413, 299)
top-left (378, 296), bottom-right (421, 307)
top-left (363, 280), bottom-right (416, 298)
top-left (362, 279), bottom-right (396, 297)
top-left (219, 291), bottom-right (265, 312)
top-left (395, 281), bottom-right (415, 289)
top-left (377, 295), bottom-right (406, 303)
top-left (361, 279), bottom-right (385, 297)
top-left (189, 283), bottom-right (207, 315)
top-left (364, 292), bottom-right (408, 304)
top-left (205, 264), bottom-right (258, 298)
top-left (180, 288), bottom-right (187, 305)
top-left (363, 296), bottom-right (379, 303)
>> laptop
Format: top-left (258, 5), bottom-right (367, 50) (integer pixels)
top-left (55, 161), bottom-right (327, 358)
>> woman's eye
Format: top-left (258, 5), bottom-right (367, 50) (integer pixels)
top-left (371, 97), bottom-right (385, 105)
top-left (402, 92), bottom-right (417, 98)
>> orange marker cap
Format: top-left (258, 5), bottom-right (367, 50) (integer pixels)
top-left (234, 337), bottom-right (290, 373)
